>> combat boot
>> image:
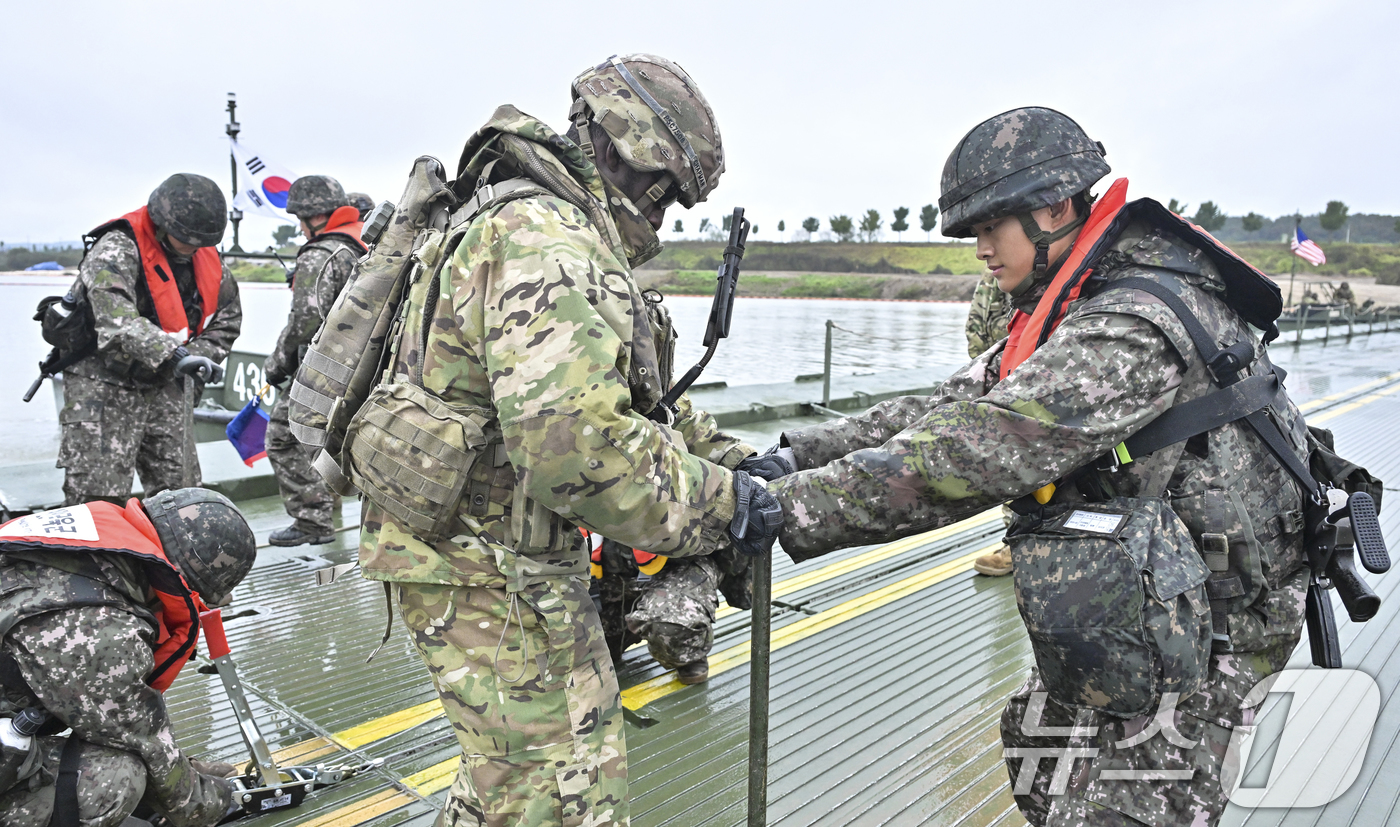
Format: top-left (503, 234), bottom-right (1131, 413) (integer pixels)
top-left (268, 524), bottom-right (335, 547)
top-left (973, 544), bottom-right (1013, 576)
top-left (677, 660), bottom-right (709, 685)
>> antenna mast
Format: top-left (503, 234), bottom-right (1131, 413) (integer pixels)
top-left (226, 93), bottom-right (243, 252)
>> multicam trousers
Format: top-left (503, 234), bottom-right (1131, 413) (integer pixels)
top-left (999, 568), bottom-right (1307, 826)
top-left (396, 581), bottom-right (628, 827)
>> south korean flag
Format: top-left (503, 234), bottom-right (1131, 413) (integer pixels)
top-left (230, 139), bottom-right (299, 223)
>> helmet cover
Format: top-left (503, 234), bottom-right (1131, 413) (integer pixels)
top-left (286, 175), bottom-right (349, 218)
top-left (148, 173), bottom-right (228, 247)
top-left (939, 107), bottom-right (1109, 238)
top-left (570, 54), bottom-right (724, 208)
top-left (142, 488), bottom-right (255, 605)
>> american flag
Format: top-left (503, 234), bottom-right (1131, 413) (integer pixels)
top-left (1291, 227), bottom-right (1326, 266)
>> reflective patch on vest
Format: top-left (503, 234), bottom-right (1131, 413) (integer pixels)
top-left (0, 505), bottom-right (99, 542)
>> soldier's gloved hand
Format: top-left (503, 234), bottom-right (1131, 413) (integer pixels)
top-left (262, 356), bottom-right (288, 388)
top-left (172, 347), bottom-right (224, 384)
top-left (736, 445), bottom-right (797, 481)
top-left (729, 472), bottom-right (784, 557)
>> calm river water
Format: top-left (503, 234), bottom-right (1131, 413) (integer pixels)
top-left (2, 272), bottom-right (1396, 466)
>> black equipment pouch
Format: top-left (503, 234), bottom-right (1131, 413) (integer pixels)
top-left (1008, 497), bottom-right (1212, 718)
top-left (35, 280), bottom-right (93, 351)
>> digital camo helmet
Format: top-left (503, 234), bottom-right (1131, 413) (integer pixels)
top-left (570, 54), bottom-right (724, 212)
top-left (286, 175), bottom-right (349, 218)
top-left (143, 488), bottom-right (256, 606)
top-left (148, 173), bottom-right (228, 248)
top-left (346, 191), bottom-right (375, 221)
top-left (938, 107), bottom-right (1110, 265)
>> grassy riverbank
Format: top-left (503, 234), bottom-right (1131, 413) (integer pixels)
top-left (645, 239), bottom-right (1400, 284)
top-left (638, 269), bottom-right (980, 301)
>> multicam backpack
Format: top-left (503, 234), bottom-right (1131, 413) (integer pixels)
top-left (287, 156), bottom-right (542, 537)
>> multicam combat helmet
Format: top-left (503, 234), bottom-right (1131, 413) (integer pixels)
top-left (148, 173), bottom-right (228, 248)
top-left (939, 107), bottom-right (1110, 272)
top-left (570, 54), bottom-right (724, 211)
top-left (346, 191), bottom-right (375, 221)
top-left (286, 175), bottom-right (349, 218)
top-left (142, 488), bottom-right (256, 606)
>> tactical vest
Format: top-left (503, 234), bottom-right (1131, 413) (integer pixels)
top-left (87, 207), bottom-right (223, 343)
top-left (0, 500), bottom-right (207, 692)
top-left (1012, 186), bottom-right (1310, 627)
top-left (347, 151), bottom-right (684, 601)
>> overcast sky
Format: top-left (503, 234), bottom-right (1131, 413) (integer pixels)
top-left (2, 0), bottom-right (1397, 249)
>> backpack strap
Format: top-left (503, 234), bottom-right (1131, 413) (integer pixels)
top-left (49, 736), bottom-right (82, 827)
top-left (450, 177), bottom-right (542, 230)
top-left (1106, 275), bottom-right (1322, 503)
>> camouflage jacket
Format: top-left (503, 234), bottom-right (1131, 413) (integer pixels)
top-left (265, 233), bottom-right (361, 379)
top-left (771, 220), bottom-right (1310, 629)
top-left (964, 270), bottom-right (1013, 359)
top-left (359, 107), bottom-right (747, 588)
top-left (67, 231), bottom-right (242, 388)
top-left (0, 552), bottom-right (230, 826)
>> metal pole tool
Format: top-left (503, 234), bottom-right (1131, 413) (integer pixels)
top-left (747, 548), bottom-right (772, 826)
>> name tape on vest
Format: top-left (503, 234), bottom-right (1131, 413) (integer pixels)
top-left (1063, 510), bottom-right (1127, 535)
top-left (0, 504), bottom-right (99, 542)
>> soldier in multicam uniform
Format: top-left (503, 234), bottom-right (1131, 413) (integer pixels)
top-left (59, 174), bottom-right (241, 506)
top-left (965, 269), bottom-right (1013, 360)
top-left (764, 107), bottom-right (1313, 826)
top-left (964, 270), bottom-right (1018, 576)
top-left (263, 176), bottom-right (365, 547)
top-left (356, 55), bottom-right (782, 826)
top-left (0, 488), bottom-right (258, 827)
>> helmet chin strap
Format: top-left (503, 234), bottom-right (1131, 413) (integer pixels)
top-left (1016, 210), bottom-right (1087, 274)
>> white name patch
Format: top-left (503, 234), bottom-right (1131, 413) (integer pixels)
top-left (0, 504), bottom-right (99, 542)
top-left (1063, 510), bottom-right (1126, 535)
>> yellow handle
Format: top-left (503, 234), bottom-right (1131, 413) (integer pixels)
top-left (1033, 483), bottom-right (1056, 505)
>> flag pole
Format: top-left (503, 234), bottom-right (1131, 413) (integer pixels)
top-left (1287, 214), bottom-right (1299, 308)
top-left (226, 93), bottom-right (244, 253)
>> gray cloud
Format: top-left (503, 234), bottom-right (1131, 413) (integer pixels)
top-left (1, 0), bottom-right (1396, 249)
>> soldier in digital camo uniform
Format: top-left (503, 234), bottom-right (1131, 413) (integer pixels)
top-left (263, 175), bottom-right (366, 547)
top-left (357, 55), bottom-right (782, 826)
top-left (0, 489), bottom-right (257, 827)
top-left (59, 174), bottom-right (242, 506)
top-left (765, 108), bottom-right (1313, 826)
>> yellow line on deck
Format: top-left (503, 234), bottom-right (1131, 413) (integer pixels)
top-left (289, 528), bottom-right (1006, 826)
top-left (275, 510), bottom-right (1004, 761)
top-left (1308, 380), bottom-right (1400, 425)
top-left (714, 508), bottom-right (1001, 620)
top-left (1298, 371), bottom-right (1400, 413)
top-left (291, 789), bottom-right (418, 827)
top-left (332, 700), bottom-right (443, 749)
top-left (621, 540), bottom-right (1002, 711)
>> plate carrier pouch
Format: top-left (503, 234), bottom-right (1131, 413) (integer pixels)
top-left (1010, 497), bottom-right (1213, 719)
top-left (288, 156), bottom-right (457, 493)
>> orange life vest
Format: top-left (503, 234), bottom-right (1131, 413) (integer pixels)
top-left (88, 207), bottom-right (223, 343)
top-left (999, 178), bottom-right (1280, 380)
top-left (581, 528), bottom-right (667, 578)
top-left (0, 499), bottom-right (208, 692)
top-left (314, 205), bottom-right (368, 253)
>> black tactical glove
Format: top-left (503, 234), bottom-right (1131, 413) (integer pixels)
top-left (263, 363), bottom-right (289, 388)
top-left (172, 347), bottom-right (224, 384)
top-left (736, 445), bottom-right (797, 482)
top-left (729, 472), bottom-right (784, 557)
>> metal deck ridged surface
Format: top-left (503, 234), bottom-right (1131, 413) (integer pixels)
top-left (157, 330), bottom-right (1400, 827)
